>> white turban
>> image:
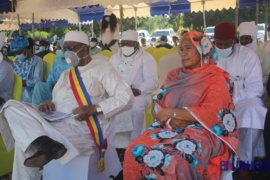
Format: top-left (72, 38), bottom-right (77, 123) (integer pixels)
top-left (0, 32), bottom-right (5, 48)
top-left (122, 30), bottom-right (138, 42)
top-left (239, 21), bottom-right (258, 51)
top-left (64, 31), bottom-right (89, 46)
top-left (104, 9), bottom-right (113, 16)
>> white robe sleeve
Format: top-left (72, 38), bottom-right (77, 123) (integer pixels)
top-left (256, 47), bottom-right (270, 85)
top-left (234, 54), bottom-right (264, 103)
top-left (98, 63), bottom-right (134, 119)
top-left (138, 53), bottom-right (158, 94)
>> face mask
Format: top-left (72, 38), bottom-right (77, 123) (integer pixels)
top-left (35, 45), bottom-right (40, 50)
top-left (105, 17), bottom-right (110, 22)
top-left (64, 45), bottom-right (88, 66)
top-left (39, 46), bottom-right (46, 52)
top-left (56, 50), bottom-right (64, 58)
top-left (215, 46), bottom-right (233, 58)
top-left (17, 53), bottom-right (27, 61)
top-left (90, 42), bottom-right (96, 48)
top-left (159, 41), bottom-right (167, 45)
top-left (121, 46), bottom-right (136, 57)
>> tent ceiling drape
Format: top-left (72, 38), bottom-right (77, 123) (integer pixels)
top-left (188, 0), bottom-right (236, 12)
top-left (14, 0), bottom-right (175, 14)
top-left (0, 0), bottom-right (13, 14)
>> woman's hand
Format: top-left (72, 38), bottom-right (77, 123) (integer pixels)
top-left (72, 105), bottom-right (97, 121)
top-left (39, 101), bottom-right (56, 112)
top-left (156, 108), bottom-right (174, 125)
top-left (169, 119), bottom-right (195, 129)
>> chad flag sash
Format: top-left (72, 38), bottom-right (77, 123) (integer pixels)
top-left (69, 67), bottom-right (107, 172)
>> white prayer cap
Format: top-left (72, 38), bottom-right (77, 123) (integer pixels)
top-left (122, 30), bottom-right (139, 42)
top-left (104, 9), bottom-right (113, 16)
top-left (0, 32), bottom-right (5, 48)
top-left (64, 31), bottom-right (89, 45)
top-left (239, 21), bottom-right (258, 38)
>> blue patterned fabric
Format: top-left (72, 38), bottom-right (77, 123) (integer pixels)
top-left (12, 55), bottom-right (45, 103)
top-left (10, 36), bottom-right (29, 52)
top-left (32, 56), bottom-right (71, 104)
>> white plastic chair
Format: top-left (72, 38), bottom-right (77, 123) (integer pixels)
top-left (153, 52), bottom-right (182, 94)
top-left (43, 142), bottom-right (121, 180)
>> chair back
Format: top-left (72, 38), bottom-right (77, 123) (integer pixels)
top-left (99, 50), bottom-right (113, 59)
top-left (43, 53), bottom-right (56, 80)
top-left (92, 53), bottom-right (109, 61)
top-left (13, 73), bottom-right (22, 101)
top-left (153, 52), bottom-right (182, 94)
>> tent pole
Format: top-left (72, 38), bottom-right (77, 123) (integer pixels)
top-left (17, 14), bottom-right (21, 36)
top-left (120, 5), bottom-right (124, 34)
top-left (32, 13), bottom-right (35, 40)
top-left (78, 22), bottom-right (82, 31)
top-left (92, 21), bottom-right (94, 37)
top-left (134, 7), bottom-right (137, 31)
top-left (202, 0), bottom-right (206, 30)
top-left (256, 0), bottom-right (259, 24)
top-left (265, 0), bottom-right (268, 41)
top-left (39, 23), bottom-right (41, 40)
top-left (235, 0), bottom-right (239, 27)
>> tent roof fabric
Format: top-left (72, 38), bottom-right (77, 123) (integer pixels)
top-left (189, 0), bottom-right (236, 12)
top-left (0, 0), bottom-right (12, 14)
top-left (239, 0), bottom-right (270, 9)
top-left (150, 0), bottom-right (190, 16)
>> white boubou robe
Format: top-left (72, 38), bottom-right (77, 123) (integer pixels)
top-left (0, 59), bottom-right (134, 180)
top-left (110, 47), bottom-right (158, 148)
top-left (217, 44), bottom-right (267, 161)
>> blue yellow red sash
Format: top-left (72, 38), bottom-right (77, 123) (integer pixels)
top-left (69, 67), bottom-right (107, 172)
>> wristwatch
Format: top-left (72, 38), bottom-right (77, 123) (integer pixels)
top-left (95, 104), bottom-right (103, 115)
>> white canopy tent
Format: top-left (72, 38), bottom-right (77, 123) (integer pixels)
top-left (0, 9), bottom-right (79, 31)
top-left (14, 0), bottom-right (173, 14)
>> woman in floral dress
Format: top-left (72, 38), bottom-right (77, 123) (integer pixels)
top-left (123, 31), bottom-right (238, 180)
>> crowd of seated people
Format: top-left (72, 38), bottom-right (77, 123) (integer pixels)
top-left (1, 19), bottom-right (270, 180)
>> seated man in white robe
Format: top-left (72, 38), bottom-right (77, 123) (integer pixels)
top-left (239, 21), bottom-right (270, 94)
top-left (110, 30), bottom-right (158, 151)
top-left (215, 22), bottom-right (267, 179)
top-left (0, 31), bottom-right (134, 180)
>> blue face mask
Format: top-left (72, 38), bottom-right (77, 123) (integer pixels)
top-left (215, 46), bottom-right (233, 58)
top-left (56, 49), bottom-right (64, 58)
top-left (39, 46), bottom-right (46, 52)
top-left (16, 53), bottom-right (27, 61)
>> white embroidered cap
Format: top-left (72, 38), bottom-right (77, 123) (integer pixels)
top-left (239, 21), bottom-right (257, 38)
top-left (122, 30), bottom-right (139, 41)
top-left (64, 31), bottom-right (89, 45)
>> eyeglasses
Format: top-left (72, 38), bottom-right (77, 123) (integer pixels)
top-left (64, 44), bottom-right (81, 51)
top-left (119, 42), bottom-right (137, 47)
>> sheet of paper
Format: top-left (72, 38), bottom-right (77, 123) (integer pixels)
top-left (23, 102), bottom-right (71, 121)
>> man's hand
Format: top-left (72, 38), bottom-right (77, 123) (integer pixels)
top-left (72, 105), bottom-right (97, 121)
top-left (39, 101), bottom-right (56, 112)
top-left (131, 88), bottom-right (141, 96)
top-left (0, 97), bottom-right (6, 106)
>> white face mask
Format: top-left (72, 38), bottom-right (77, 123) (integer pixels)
top-left (121, 46), bottom-right (135, 57)
top-left (105, 17), bottom-right (110, 22)
top-left (159, 41), bottom-right (167, 45)
top-left (90, 42), bottom-right (96, 48)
